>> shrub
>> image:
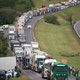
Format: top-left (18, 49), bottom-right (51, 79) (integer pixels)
top-left (44, 14), bottom-right (60, 25)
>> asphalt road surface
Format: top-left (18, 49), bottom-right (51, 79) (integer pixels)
top-left (74, 21), bottom-right (80, 38)
top-left (24, 16), bottom-right (43, 44)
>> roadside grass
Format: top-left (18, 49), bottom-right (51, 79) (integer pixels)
top-left (33, 0), bottom-right (67, 9)
top-left (34, 5), bottom-right (80, 69)
top-left (7, 75), bottom-right (30, 80)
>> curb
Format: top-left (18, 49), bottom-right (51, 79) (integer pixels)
top-left (31, 16), bottom-right (43, 42)
top-left (73, 21), bottom-right (80, 38)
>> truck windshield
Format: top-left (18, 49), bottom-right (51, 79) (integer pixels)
top-left (53, 66), bottom-right (68, 71)
top-left (44, 64), bottom-right (49, 69)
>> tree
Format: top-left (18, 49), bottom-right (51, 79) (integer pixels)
top-left (0, 0), bottom-right (16, 8)
top-left (29, 0), bottom-right (35, 7)
top-left (0, 7), bottom-right (16, 25)
top-left (0, 35), bottom-right (8, 57)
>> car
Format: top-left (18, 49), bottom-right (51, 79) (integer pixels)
top-left (2, 25), bottom-right (9, 29)
top-left (27, 25), bottom-right (32, 29)
top-left (0, 28), bottom-right (4, 34)
top-left (6, 70), bottom-right (17, 77)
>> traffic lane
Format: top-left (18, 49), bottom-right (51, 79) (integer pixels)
top-left (26, 16), bottom-right (43, 26)
top-left (24, 16), bottom-right (43, 43)
top-left (24, 70), bottom-right (46, 80)
top-left (24, 69), bottom-right (76, 80)
top-left (24, 29), bottom-right (33, 44)
top-left (69, 76), bottom-right (76, 80)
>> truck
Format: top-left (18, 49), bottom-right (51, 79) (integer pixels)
top-left (0, 57), bottom-right (16, 71)
top-left (18, 36), bottom-right (26, 45)
top-left (8, 29), bottom-right (16, 40)
top-left (17, 16), bottom-right (26, 27)
top-left (8, 26), bottom-right (16, 40)
top-left (14, 47), bottom-right (24, 61)
top-left (31, 41), bottom-right (39, 51)
top-left (31, 51), bottom-right (46, 72)
top-left (22, 55), bottom-right (31, 69)
top-left (10, 40), bottom-right (20, 51)
top-left (41, 59), bottom-right (57, 78)
top-left (0, 70), bottom-right (6, 80)
top-left (47, 62), bottom-right (69, 80)
top-left (17, 26), bottom-right (25, 37)
top-left (22, 44), bottom-right (32, 57)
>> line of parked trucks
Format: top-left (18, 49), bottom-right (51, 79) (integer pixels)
top-left (7, 0), bottom-right (77, 79)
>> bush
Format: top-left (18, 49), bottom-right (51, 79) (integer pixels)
top-left (44, 14), bottom-right (60, 25)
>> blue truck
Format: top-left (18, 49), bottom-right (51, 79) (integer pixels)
top-left (22, 55), bottom-right (31, 69)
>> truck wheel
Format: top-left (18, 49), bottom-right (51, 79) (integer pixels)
top-left (42, 74), bottom-right (44, 79)
top-left (47, 77), bottom-right (50, 80)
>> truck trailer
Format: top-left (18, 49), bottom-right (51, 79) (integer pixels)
top-left (31, 51), bottom-right (46, 72)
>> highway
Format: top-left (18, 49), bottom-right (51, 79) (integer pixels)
top-left (3, 14), bottom-right (76, 80)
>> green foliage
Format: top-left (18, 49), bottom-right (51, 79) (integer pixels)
top-left (0, 35), bottom-right (8, 57)
top-left (0, 0), bottom-right (16, 8)
top-left (44, 14), bottom-right (60, 25)
top-left (15, 0), bottom-right (35, 12)
top-left (0, 0), bottom-right (35, 24)
top-left (61, 10), bottom-right (73, 25)
top-left (0, 7), bottom-right (16, 25)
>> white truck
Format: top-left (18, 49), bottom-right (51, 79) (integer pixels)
top-left (10, 40), bottom-right (20, 51)
top-left (14, 47), bottom-right (24, 61)
top-left (8, 30), bottom-right (16, 40)
top-left (17, 16), bottom-right (26, 27)
top-left (31, 41), bottom-right (39, 52)
top-left (41, 59), bottom-right (57, 78)
top-left (31, 51), bottom-right (46, 72)
top-left (8, 26), bottom-right (16, 40)
top-left (22, 44), bottom-right (32, 57)
top-left (0, 57), bottom-right (16, 71)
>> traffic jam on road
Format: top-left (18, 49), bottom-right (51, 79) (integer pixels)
top-left (1, 0), bottom-right (79, 80)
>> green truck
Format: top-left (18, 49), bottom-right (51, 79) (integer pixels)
top-left (47, 62), bottom-right (69, 80)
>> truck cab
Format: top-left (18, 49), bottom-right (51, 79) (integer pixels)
top-left (47, 62), bottom-right (69, 80)
top-left (41, 59), bottom-right (57, 78)
top-left (31, 52), bottom-right (46, 72)
top-left (0, 70), bottom-right (6, 80)
top-left (14, 47), bottom-right (24, 61)
top-left (22, 55), bottom-right (30, 69)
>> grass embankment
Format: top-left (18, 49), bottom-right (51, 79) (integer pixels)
top-left (6, 75), bottom-right (30, 80)
top-left (33, 0), bottom-right (67, 9)
top-left (34, 5), bottom-right (80, 69)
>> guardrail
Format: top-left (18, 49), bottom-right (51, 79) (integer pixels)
top-left (73, 21), bottom-right (80, 38)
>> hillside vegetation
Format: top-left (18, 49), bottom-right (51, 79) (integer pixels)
top-left (33, 0), bottom-right (67, 9)
top-left (35, 5), bottom-right (80, 68)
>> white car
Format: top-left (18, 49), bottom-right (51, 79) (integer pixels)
top-left (27, 25), bottom-right (32, 29)
top-left (6, 70), bottom-right (17, 77)
top-left (2, 25), bottom-right (9, 29)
